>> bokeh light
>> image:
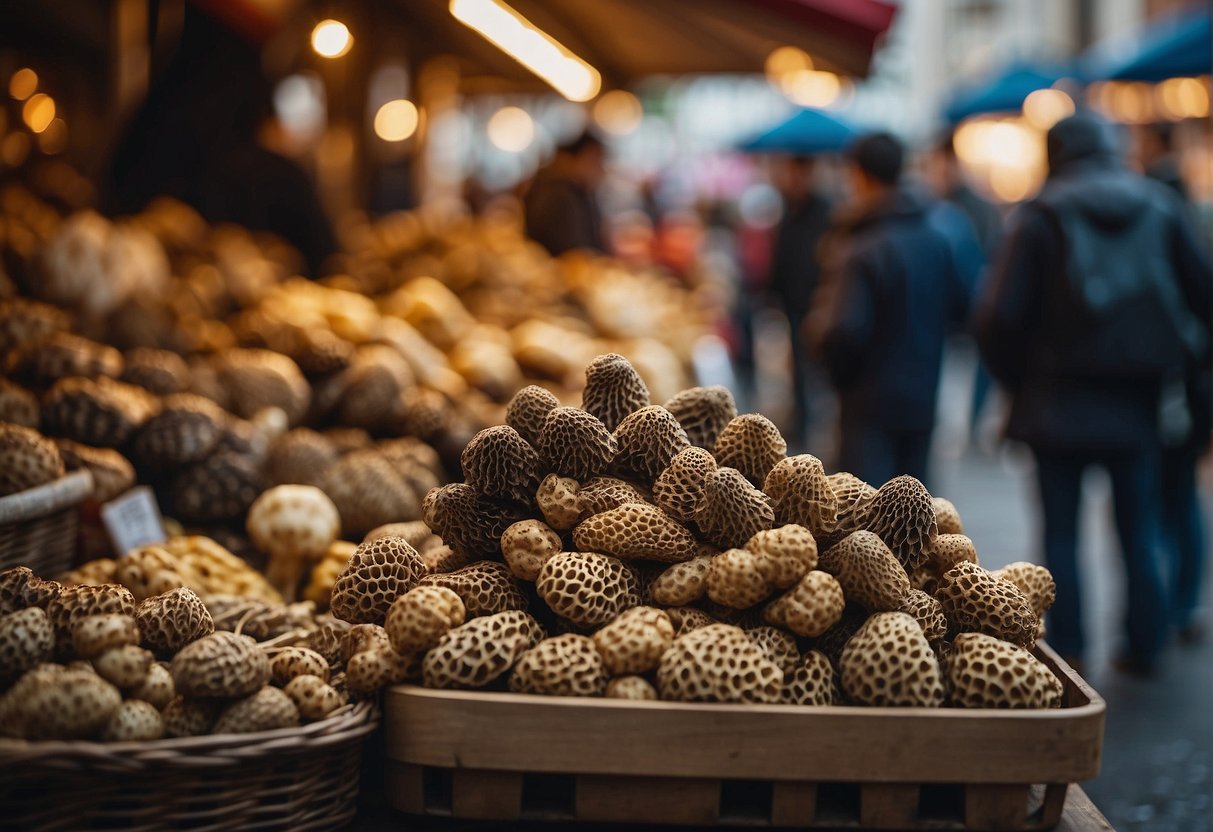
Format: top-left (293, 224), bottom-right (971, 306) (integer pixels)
top-left (1155, 77), bottom-right (1210, 120)
top-left (374, 99), bottom-right (420, 142)
top-left (487, 106), bottom-right (534, 152)
top-left (1022, 88), bottom-right (1075, 130)
top-left (37, 118), bottom-right (68, 154)
top-left (782, 70), bottom-right (842, 108)
top-left (311, 20), bottom-right (353, 59)
top-left (9, 68), bottom-right (38, 101)
top-left (765, 46), bottom-right (813, 80)
top-left (22, 93), bottom-right (55, 133)
top-left (592, 90), bottom-right (643, 136)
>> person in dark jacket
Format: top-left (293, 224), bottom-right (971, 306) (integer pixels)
top-left (809, 133), bottom-right (973, 487)
top-left (975, 113), bottom-right (1212, 675)
top-left (768, 156), bottom-right (834, 448)
top-left (523, 132), bottom-right (606, 256)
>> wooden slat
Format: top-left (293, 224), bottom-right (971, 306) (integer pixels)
top-left (451, 769), bottom-right (523, 820)
top-left (965, 784), bottom-right (1029, 829)
top-left (575, 775), bottom-right (720, 824)
top-left (384, 761), bottom-right (425, 814)
top-left (1055, 785), bottom-right (1114, 832)
top-left (770, 781), bottom-right (816, 827)
top-left (861, 783), bottom-right (920, 829)
top-left (1039, 783), bottom-right (1071, 827)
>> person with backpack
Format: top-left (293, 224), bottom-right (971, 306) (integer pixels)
top-left (975, 113), bottom-right (1212, 676)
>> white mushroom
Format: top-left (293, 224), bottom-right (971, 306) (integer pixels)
top-left (246, 485), bottom-right (341, 601)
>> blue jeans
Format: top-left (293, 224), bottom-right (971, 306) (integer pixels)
top-left (838, 425), bottom-right (931, 490)
top-left (1161, 445), bottom-right (1206, 631)
top-left (1033, 447), bottom-right (1169, 667)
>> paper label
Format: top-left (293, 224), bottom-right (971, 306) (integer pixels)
top-left (101, 486), bottom-right (168, 555)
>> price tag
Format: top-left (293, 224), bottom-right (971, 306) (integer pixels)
top-left (101, 486), bottom-right (167, 555)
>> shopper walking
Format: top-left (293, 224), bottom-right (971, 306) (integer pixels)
top-left (523, 131), bottom-right (607, 256)
top-left (976, 113), bottom-right (1212, 674)
top-left (767, 156), bottom-right (834, 449)
top-left (808, 132), bottom-right (973, 487)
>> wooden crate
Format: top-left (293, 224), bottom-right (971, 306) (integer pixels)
top-left (383, 643), bottom-right (1104, 830)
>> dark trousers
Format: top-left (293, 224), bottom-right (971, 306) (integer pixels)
top-left (1033, 447), bottom-right (1169, 666)
top-left (787, 309), bottom-right (810, 446)
top-left (837, 425), bottom-right (931, 489)
top-left (1161, 444), bottom-right (1205, 630)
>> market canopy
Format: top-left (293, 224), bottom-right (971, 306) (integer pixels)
top-left (396, 0), bottom-right (899, 93)
top-left (1080, 6), bottom-right (1211, 82)
top-left (943, 63), bottom-right (1068, 124)
top-left (738, 107), bottom-right (859, 155)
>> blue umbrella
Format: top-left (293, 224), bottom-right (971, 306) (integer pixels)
top-left (1081, 6), bottom-right (1211, 82)
top-left (943, 64), bottom-right (1067, 124)
top-left (738, 107), bottom-right (859, 155)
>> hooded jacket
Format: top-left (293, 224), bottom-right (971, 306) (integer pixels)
top-left (811, 186), bottom-right (972, 432)
top-left (975, 114), bottom-right (1212, 451)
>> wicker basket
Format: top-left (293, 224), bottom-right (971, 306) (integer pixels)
top-left (0, 469), bottom-right (93, 576)
top-left (0, 701), bottom-right (378, 832)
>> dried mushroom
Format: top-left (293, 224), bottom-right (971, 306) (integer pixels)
top-left (246, 484), bottom-right (341, 600)
top-left (652, 446), bottom-right (716, 525)
top-left (656, 624), bottom-right (782, 704)
top-left (693, 467), bottom-right (775, 550)
top-left (422, 482), bottom-right (528, 561)
top-left (663, 385), bottom-right (736, 450)
top-left (330, 536), bottom-right (428, 625)
top-left (510, 634), bottom-right (608, 696)
top-left (573, 503), bottom-right (698, 564)
top-left (591, 606), bottom-right (674, 675)
top-left (500, 520), bottom-right (562, 581)
top-left (504, 384), bottom-right (560, 446)
top-left (935, 562), bottom-right (1039, 648)
top-left (417, 561), bottom-right (529, 617)
top-left (762, 570), bottom-right (845, 637)
top-left (581, 353), bottom-right (650, 432)
top-left (422, 610), bottom-right (545, 689)
top-left (535, 552), bottom-right (640, 628)
top-left (170, 631), bottom-right (270, 699)
top-left (818, 531), bottom-right (911, 612)
top-left (612, 405), bottom-right (690, 484)
top-left (841, 612), bottom-right (945, 707)
top-left (865, 476), bottom-right (938, 572)
top-left (763, 455), bottom-right (838, 539)
top-left (0, 423), bottom-right (64, 496)
top-left (386, 585), bottom-right (466, 652)
top-left (713, 413), bottom-right (787, 487)
top-left (944, 632), bottom-right (1062, 709)
top-left (536, 406), bottom-right (617, 481)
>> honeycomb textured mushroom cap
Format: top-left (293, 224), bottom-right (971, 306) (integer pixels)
top-left (339, 624), bottom-right (391, 663)
top-left (693, 467), bottom-right (776, 550)
top-left (536, 552), bottom-right (641, 627)
top-left (170, 452), bottom-right (263, 524)
top-left (897, 588), bottom-right (948, 643)
top-left (929, 534), bottom-right (979, 571)
top-left (991, 562), bottom-right (1057, 618)
top-left (841, 612), bottom-right (945, 707)
top-left (423, 610), bottom-right (546, 689)
top-left (386, 586), bottom-right (466, 652)
top-left (9, 331), bottom-right (121, 387)
top-left (136, 587), bottom-right (214, 654)
top-left (71, 613), bottom-right (140, 658)
top-left (945, 632), bottom-right (1063, 709)
top-left (330, 536), bottom-right (428, 625)
top-left (129, 662), bottom-right (175, 709)
top-left (0, 424), bottom-right (64, 496)
top-left (112, 545), bottom-right (185, 602)
top-left (762, 570), bottom-right (845, 637)
top-left (536, 474), bottom-right (581, 531)
top-left (746, 524), bottom-right (818, 589)
top-left (209, 349), bottom-right (310, 425)
top-left (612, 405), bottom-right (690, 484)
top-left (606, 675), bottom-right (658, 700)
top-left (818, 531), bottom-right (911, 612)
top-left (171, 631), bottom-right (270, 699)
top-left (591, 606), bottom-right (674, 675)
top-left (763, 455), bottom-right (838, 540)
top-left (0, 378), bottom-right (39, 427)
top-left (93, 644), bottom-right (154, 688)
top-left (213, 685), bottom-right (300, 734)
top-left (40, 376), bottom-right (156, 447)
top-left (422, 483), bottom-right (529, 561)
top-left (664, 606), bottom-right (718, 636)
top-left (573, 503), bottom-right (698, 564)
top-left (781, 650), bottom-right (837, 706)
top-left (510, 633), bottom-right (608, 696)
top-left (575, 477), bottom-right (649, 519)
top-left (819, 472), bottom-right (877, 549)
top-left (0, 607), bottom-right (53, 682)
top-left (304, 621), bottom-right (350, 668)
top-left (271, 647), bottom-right (331, 685)
top-left (652, 447), bottom-right (716, 525)
top-left (650, 555), bottom-right (713, 606)
top-left (347, 644), bottom-right (421, 694)
top-left (103, 699), bottom-right (164, 741)
top-left (419, 544), bottom-right (472, 575)
top-left (932, 497), bottom-right (964, 535)
top-left (46, 583), bottom-right (136, 652)
top-left (865, 476), bottom-right (939, 572)
top-left (133, 393), bottom-right (226, 466)
top-left (6, 666), bottom-right (123, 740)
top-left (581, 353), bottom-right (651, 432)
top-left (713, 414), bottom-right (787, 487)
top-left (746, 626), bottom-right (801, 675)
top-left (417, 561), bottom-right (529, 617)
top-left (284, 674), bottom-right (346, 720)
top-left (323, 450), bottom-right (421, 539)
top-left (365, 519), bottom-right (436, 550)
top-left (656, 624), bottom-right (783, 704)
top-left (814, 605), bottom-right (869, 670)
top-left (462, 425), bottom-right (541, 504)
top-left (706, 548), bottom-right (774, 609)
top-left (501, 520), bottom-right (562, 581)
top-left (247, 484), bottom-right (341, 599)
top-left (536, 406), bottom-right (618, 481)
top-left (121, 347), bottom-right (190, 395)
top-left (0, 298), bottom-right (70, 354)
top-left (505, 384), bottom-right (561, 446)
top-left (0, 566), bottom-right (61, 614)
top-left (265, 428), bottom-right (339, 488)
top-left (663, 385), bottom-right (737, 450)
top-left (935, 562), bottom-right (1039, 648)
top-left (54, 439), bottom-right (134, 503)
top-left (161, 696), bottom-right (219, 737)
